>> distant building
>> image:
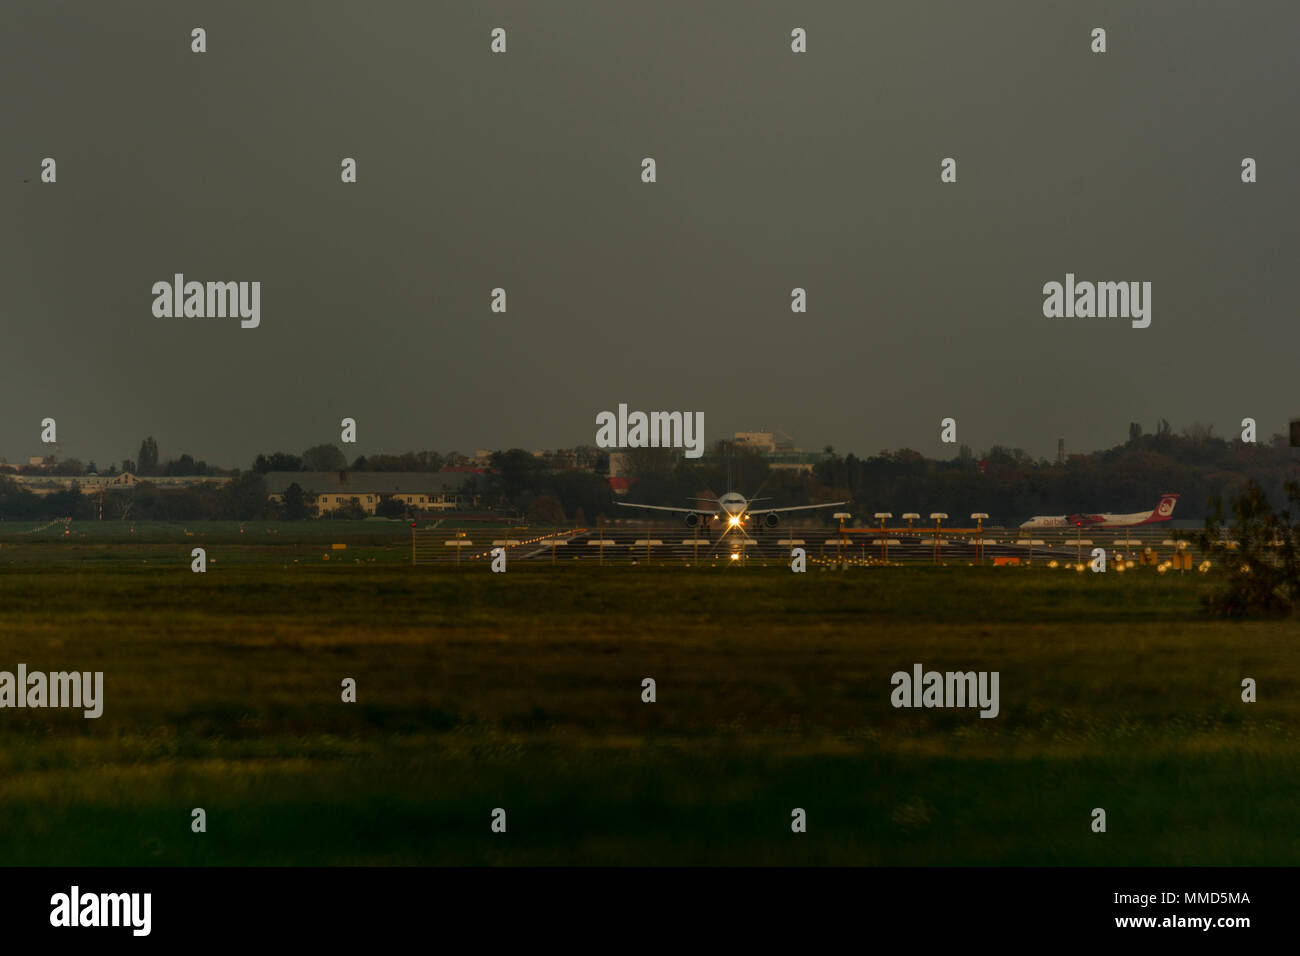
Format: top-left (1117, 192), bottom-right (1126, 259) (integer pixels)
top-left (734, 431), bottom-right (820, 473)
top-left (535, 448), bottom-right (602, 472)
top-left (766, 451), bottom-right (823, 474)
top-left (84, 472), bottom-right (143, 489)
top-left (11, 471), bottom-right (226, 495)
top-left (734, 431), bottom-right (777, 453)
top-left (262, 471), bottom-right (483, 514)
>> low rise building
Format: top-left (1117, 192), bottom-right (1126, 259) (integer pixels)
top-left (263, 471), bottom-right (483, 514)
top-left (9, 471), bottom-right (229, 494)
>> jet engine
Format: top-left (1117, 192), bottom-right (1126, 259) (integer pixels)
top-left (762, 512), bottom-right (780, 528)
top-left (684, 513), bottom-right (702, 527)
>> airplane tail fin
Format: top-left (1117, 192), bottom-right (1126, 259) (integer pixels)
top-left (1146, 493), bottom-right (1179, 522)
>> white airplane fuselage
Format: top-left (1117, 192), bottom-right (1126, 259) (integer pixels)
top-left (1020, 494), bottom-right (1179, 530)
top-left (718, 492), bottom-right (748, 522)
top-left (615, 489), bottom-right (848, 526)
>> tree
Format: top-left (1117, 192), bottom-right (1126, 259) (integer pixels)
top-left (164, 453), bottom-right (199, 476)
top-left (137, 437), bottom-right (160, 476)
top-left (527, 494), bottom-right (566, 525)
top-left (48, 458), bottom-right (85, 476)
top-left (1199, 480), bottom-right (1300, 618)
top-left (353, 451), bottom-right (445, 472)
top-left (253, 452), bottom-right (303, 473)
top-left (111, 493), bottom-right (134, 521)
top-left (221, 472), bottom-right (268, 521)
top-left (375, 495), bottom-right (407, 518)
top-left (281, 482), bottom-right (310, 520)
top-left (327, 498), bottom-right (366, 520)
top-left (489, 449), bottom-right (546, 505)
top-left (1128, 422), bottom-right (1143, 445)
top-left (301, 443), bottom-right (347, 472)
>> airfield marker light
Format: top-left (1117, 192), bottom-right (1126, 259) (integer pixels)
top-left (875, 512), bottom-right (892, 562)
top-left (833, 512), bottom-right (852, 563)
top-left (971, 513), bottom-right (988, 564)
top-left (930, 513), bottom-right (947, 565)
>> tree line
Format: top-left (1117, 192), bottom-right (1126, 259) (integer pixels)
top-left (0, 421), bottom-right (1294, 524)
top-left (805, 423), bottom-right (1295, 525)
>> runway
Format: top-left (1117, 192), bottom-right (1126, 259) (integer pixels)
top-left (414, 525), bottom-right (1194, 566)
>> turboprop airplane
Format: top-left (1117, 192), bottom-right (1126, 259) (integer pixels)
top-left (1019, 493), bottom-right (1179, 530)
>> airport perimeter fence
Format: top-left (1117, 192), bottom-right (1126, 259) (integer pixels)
top-left (412, 524), bottom-right (1214, 568)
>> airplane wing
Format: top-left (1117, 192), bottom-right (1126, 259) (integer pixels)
top-left (616, 501), bottom-right (716, 515)
top-left (748, 501), bottom-right (848, 515)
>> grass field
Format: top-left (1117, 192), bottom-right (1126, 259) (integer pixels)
top-left (1, 544), bottom-right (1298, 865)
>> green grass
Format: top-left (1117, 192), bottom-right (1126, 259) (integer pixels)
top-left (0, 555), bottom-right (1297, 865)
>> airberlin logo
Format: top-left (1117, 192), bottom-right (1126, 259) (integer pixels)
top-left (1157, 498), bottom-right (1175, 517)
top-left (1043, 273), bottom-right (1151, 328)
top-left (595, 404), bottom-right (704, 459)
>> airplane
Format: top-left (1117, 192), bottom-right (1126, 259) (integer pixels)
top-left (616, 489), bottom-right (849, 533)
top-left (1019, 493), bottom-right (1179, 530)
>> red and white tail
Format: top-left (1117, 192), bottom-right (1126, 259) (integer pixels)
top-left (1143, 493), bottom-right (1179, 523)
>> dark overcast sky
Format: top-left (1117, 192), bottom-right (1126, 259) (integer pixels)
top-left (3, 1), bottom-right (1298, 469)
